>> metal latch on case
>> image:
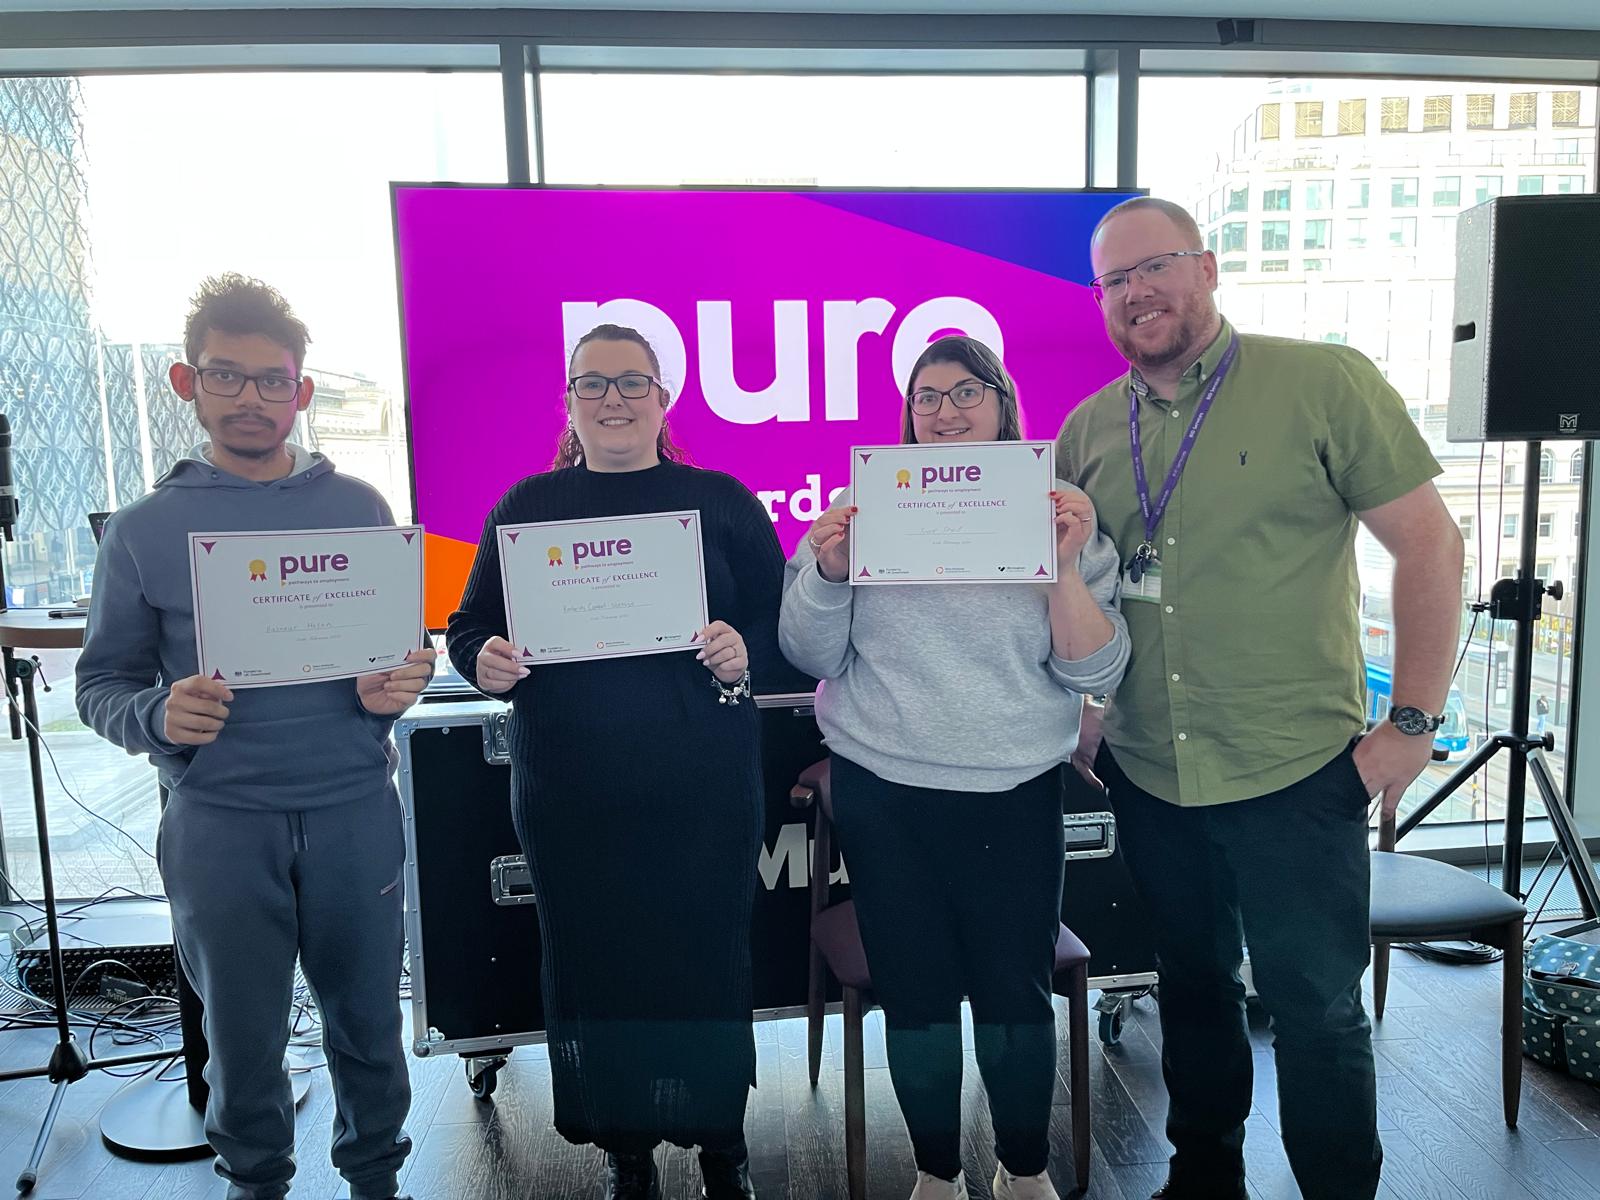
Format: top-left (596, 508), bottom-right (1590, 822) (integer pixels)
top-left (490, 854), bottom-right (536, 905)
top-left (483, 710), bottom-right (512, 765)
top-left (1063, 811), bottom-right (1116, 861)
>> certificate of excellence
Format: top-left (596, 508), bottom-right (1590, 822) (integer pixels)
top-left (189, 525), bottom-right (426, 687)
top-left (848, 440), bottom-right (1058, 584)
top-left (497, 510), bottom-right (710, 664)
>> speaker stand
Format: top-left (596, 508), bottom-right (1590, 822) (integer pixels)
top-left (1396, 439), bottom-right (1600, 926)
top-left (99, 1063), bottom-right (310, 1158)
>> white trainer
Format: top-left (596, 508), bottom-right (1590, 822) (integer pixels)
top-left (908, 1170), bottom-right (969, 1199)
top-left (992, 1165), bottom-right (1061, 1200)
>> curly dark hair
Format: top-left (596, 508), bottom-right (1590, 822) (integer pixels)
top-left (183, 273), bottom-right (310, 372)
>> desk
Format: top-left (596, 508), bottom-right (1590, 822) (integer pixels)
top-left (0, 609), bottom-right (89, 653)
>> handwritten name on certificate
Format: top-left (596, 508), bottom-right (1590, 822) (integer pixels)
top-left (848, 441), bottom-right (1058, 585)
top-left (190, 526), bottom-right (426, 688)
top-left (497, 510), bottom-right (710, 665)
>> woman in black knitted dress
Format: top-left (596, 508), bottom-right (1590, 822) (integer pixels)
top-left (447, 325), bottom-right (782, 1200)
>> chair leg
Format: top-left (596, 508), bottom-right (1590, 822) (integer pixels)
top-left (843, 986), bottom-right (867, 1200)
top-left (1372, 940), bottom-right (1390, 1020)
top-left (1066, 962), bottom-right (1092, 1194)
top-left (1502, 921), bottom-right (1523, 1128)
top-left (808, 941), bottom-right (827, 1087)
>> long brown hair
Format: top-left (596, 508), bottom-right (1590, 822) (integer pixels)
top-left (552, 323), bottom-right (690, 469)
top-left (900, 335), bottom-right (1023, 444)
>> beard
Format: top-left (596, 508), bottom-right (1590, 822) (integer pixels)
top-left (216, 439), bottom-right (284, 461)
top-left (202, 414), bottom-right (290, 460)
top-left (1109, 296), bottom-right (1215, 374)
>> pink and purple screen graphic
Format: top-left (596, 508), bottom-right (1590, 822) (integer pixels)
top-left (393, 185), bottom-right (1137, 627)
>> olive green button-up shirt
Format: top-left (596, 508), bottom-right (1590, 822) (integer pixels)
top-left (1057, 319), bottom-right (1441, 806)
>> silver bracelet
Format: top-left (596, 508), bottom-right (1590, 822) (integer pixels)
top-left (712, 668), bottom-right (752, 706)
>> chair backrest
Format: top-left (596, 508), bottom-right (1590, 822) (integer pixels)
top-left (790, 757), bottom-right (835, 919)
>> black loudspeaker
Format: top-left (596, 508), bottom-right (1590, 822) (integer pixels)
top-left (1449, 195), bottom-right (1600, 443)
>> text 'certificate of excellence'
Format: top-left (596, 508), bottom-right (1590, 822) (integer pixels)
top-left (497, 510), bottom-right (710, 665)
top-left (190, 525), bottom-right (426, 687)
top-left (848, 440), bottom-right (1058, 584)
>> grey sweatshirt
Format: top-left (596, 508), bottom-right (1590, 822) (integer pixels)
top-left (75, 445), bottom-right (401, 811)
top-left (779, 482), bottom-right (1131, 792)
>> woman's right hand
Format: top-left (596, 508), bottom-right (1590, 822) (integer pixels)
top-left (476, 636), bottom-right (529, 694)
top-left (806, 504), bottom-right (856, 584)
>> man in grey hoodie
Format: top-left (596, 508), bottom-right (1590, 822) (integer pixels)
top-left (76, 275), bottom-right (434, 1200)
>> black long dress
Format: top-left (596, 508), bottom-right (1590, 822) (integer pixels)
top-left (447, 460), bottom-right (785, 1152)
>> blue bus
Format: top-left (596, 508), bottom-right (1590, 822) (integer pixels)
top-left (1364, 659), bottom-right (1471, 761)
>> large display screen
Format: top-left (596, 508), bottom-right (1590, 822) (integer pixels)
top-left (393, 185), bottom-right (1138, 627)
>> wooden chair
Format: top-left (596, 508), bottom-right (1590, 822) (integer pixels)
top-left (1371, 809), bottom-right (1526, 1126)
top-left (791, 758), bottom-right (1092, 1199)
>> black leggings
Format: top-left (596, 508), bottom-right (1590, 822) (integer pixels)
top-left (829, 755), bottom-right (1065, 1180)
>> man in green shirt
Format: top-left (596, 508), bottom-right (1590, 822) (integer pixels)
top-left (1058, 197), bottom-right (1464, 1200)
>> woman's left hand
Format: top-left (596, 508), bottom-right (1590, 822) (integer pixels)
top-left (1052, 489), bottom-right (1098, 568)
top-left (696, 620), bottom-right (749, 683)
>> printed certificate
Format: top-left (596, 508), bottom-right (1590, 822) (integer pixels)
top-left (190, 526), bottom-right (426, 687)
top-left (498, 510), bottom-right (709, 664)
top-left (848, 441), bottom-right (1057, 584)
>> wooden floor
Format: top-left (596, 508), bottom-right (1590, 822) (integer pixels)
top-left (1, 951), bottom-right (1598, 1199)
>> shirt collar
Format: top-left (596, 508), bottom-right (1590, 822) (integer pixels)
top-left (1128, 316), bottom-right (1234, 400)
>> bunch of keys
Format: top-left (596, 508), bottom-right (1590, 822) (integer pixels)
top-left (1127, 542), bottom-right (1156, 584)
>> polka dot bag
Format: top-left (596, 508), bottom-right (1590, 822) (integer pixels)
top-left (1523, 932), bottom-right (1600, 1083)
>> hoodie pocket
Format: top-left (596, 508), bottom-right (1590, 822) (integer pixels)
top-left (171, 711), bottom-right (391, 806)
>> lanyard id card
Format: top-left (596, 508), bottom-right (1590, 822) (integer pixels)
top-left (1121, 554), bottom-right (1162, 602)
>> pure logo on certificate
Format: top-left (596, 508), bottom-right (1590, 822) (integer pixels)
top-left (847, 441), bottom-right (1058, 584)
top-left (189, 526), bottom-right (426, 688)
top-left (497, 510), bottom-right (709, 664)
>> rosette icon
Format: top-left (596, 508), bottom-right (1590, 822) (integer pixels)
top-left (248, 559), bottom-right (268, 581)
top-left (895, 468), bottom-right (911, 489)
top-left (546, 545), bottom-right (564, 567)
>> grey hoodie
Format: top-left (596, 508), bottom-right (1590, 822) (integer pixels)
top-left (75, 446), bottom-right (400, 811)
top-left (779, 481), bottom-right (1130, 792)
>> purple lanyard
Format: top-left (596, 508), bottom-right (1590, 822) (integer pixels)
top-left (1127, 335), bottom-right (1239, 578)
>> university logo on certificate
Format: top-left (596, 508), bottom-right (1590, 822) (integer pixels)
top-left (189, 526), bottom-right (426, 687)
top-left (497, 510), bottom-right (709, 665)
top-left (848, 441), bottom-right (1058, 584)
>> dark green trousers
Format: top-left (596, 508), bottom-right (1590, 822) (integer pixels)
top-left (1099, 742), bottom-right (1381, 1200)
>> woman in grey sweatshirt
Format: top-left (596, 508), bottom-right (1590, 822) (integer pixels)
top-left (778, 336), bottom-right (1129, 1200)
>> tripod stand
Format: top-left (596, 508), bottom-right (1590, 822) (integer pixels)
top-left (1395, 439), bottom-right (1600, 926)
top-left (0, 617), bottom-right (176, 1194)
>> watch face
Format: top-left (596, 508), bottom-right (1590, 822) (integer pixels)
top-left (1392, 706), bottom-right (1435, 735)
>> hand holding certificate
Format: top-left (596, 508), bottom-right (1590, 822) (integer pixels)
top-left (847, 440), bottom-right (1058, 584)
top-left (498, 510), bottom-right (709, 664)
top-left (190, 525), bottom-right (426, 688)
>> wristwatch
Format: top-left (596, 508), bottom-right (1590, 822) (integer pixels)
top-left (1389, 705), bottom-right (1444, 736)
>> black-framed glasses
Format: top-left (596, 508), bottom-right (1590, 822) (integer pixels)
top-left (909, 380), bottom-right (992, 415)
top-left (1090, 250), bottom-right (1207, 300)
top-left (189, 366), bottom-right (302, 403)
top-left (568, 373), bottom-right (659, 401)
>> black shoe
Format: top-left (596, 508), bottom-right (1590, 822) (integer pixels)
top-left (699, 1144), bottom-right (756, 1199)
top-left (607, 1151), bottom-right (661, 1200)
top-left (1151, 1179), bottom-right (1248, 1200)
